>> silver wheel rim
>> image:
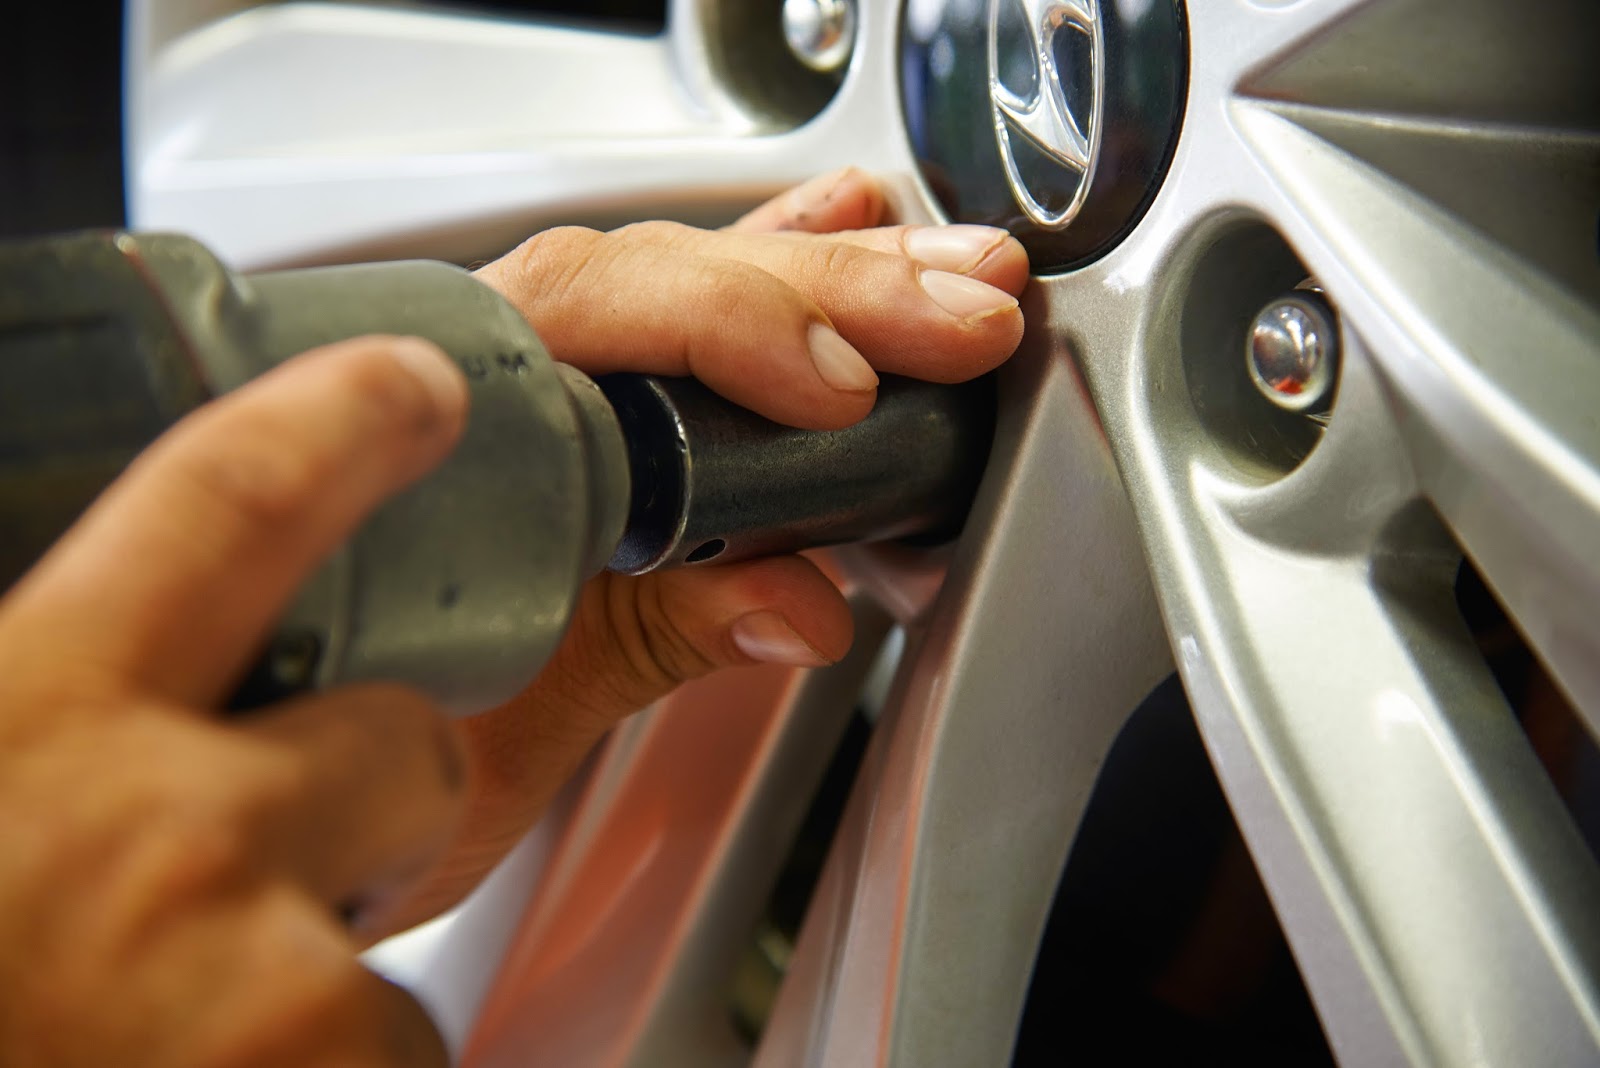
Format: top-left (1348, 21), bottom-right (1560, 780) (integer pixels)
top-left (129, 1), bottom-right (1600, 1064)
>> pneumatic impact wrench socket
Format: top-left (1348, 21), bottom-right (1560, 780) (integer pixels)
top-left (0, 232), bottom-right (994, 715)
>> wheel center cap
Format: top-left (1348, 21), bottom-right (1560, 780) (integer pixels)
top-left (903, 0), bottom-right (1189, 273)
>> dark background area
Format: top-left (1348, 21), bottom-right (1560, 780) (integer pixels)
top-left (1, 5), bottom-right (127, 237)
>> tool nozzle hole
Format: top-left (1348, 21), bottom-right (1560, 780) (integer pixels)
top-left (686, 539), bottom-right (727, 564)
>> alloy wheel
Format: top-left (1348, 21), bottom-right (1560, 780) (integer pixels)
top-left (128, 1), bottom-right (1600, 1063)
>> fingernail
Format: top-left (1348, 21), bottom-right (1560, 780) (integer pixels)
top-left (904, 225), bottom-right (1007, 274)
top-left (808, 322), bottom-right (878, 393)
top-left (919, 270), bottom-right (1019, 321)
top-left (732, 611), bottom-right (833, 667)
top-left (388, 336), bottom-right (469, 418)
top-left (786, 167), bottom-right (856, 217)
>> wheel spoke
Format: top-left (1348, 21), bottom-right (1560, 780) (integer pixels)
top-left (1049, 0), bottom-right (1600, 1060)
top-left (1232, 102), bottom-right (1600, 729)
top-left (756, 333), bottom-right (1171, 1067)
top-left (451, 599), bottom-right (891, 1066)
top-left (1099, 313), bottom-right (1600, 1061)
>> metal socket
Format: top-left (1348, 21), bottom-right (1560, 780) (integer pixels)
top-left (599, 373), bottom-right (995, 575)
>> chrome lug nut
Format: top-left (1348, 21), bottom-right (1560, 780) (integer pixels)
top-left (1246, 289), bottom-right (1340, 414)
top-left (783, 0), bottom-right (856, 74)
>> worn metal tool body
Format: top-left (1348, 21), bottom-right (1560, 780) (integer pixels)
top-left (0, 232), bottom-right (991, 714)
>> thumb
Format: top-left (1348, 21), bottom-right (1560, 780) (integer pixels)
top-left (542, 554), bottom-right (854, 729)
top-left (371, 554), bottom-right (854, 931)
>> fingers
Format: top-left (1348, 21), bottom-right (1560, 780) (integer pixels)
top-left (0, 335), bottom-right (468, 707)
top-left (551, 555), bottom-right (854, 717)
top-left (476, 220), bottom-right (1026, 427)
top-left (0, 392), bottom-right (466, 1058)
top-left (476, 227), bottom-right (880, 429)
top-left (816, 223), bottom-right (1032, 295)
top-left (476, 166), bottom-right (1030, 429)
top-left (727, 168), bottom-right (1028, 299)
top-left (631, 221), bottom-right (1028, 383)
top-left (727, 167), bottom-right (888, 234)
top-left (240, 684), bottom-right (468, 917)
top-left (477, 555), bottom-right (850, 801)
top-left (0, 699), bottom-right (455, 1065)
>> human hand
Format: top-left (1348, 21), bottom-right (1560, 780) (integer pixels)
top-left (0, 169), bottom-right (1025, 1063)
top-left (380, 168), bottom-right (1029, 932)
top-left (0, 336), bottom-right (473, 1065)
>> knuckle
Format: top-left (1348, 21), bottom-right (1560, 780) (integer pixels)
top-left (552, 574), bottom-right (718, 718)
top-left (608, 575), bottom-right (716, 703)
top-left (507, 226), bottom-right (636, 322)
top-left (123, 797), bottom-right (259, 912)
top-left (149, 812), bottom-right (257, 903)
top-left (614, 218), bottom-right (694, 247)
top-left (147, 759), bottom-right (285, 900)
top-left (805, 239), bottom-right (868, 285)
top-left (514, 224), bottom-right (604, 262)
top-left (510, 226), bottom-right (605, 288)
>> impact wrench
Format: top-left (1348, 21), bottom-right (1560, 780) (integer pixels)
top-left (0, 232), bottom-right (993, 714)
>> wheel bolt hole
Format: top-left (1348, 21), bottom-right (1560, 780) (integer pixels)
top-left (1175, 221), bottom-right (1329, 480)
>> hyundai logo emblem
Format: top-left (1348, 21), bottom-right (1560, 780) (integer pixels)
top-left (988, 0), bottom-right (1102, 231)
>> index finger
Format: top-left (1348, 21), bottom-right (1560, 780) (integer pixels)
top-left (0, 335), bottom-right (467, 707)
top-left (726, 167), bottom-right (888, 235)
